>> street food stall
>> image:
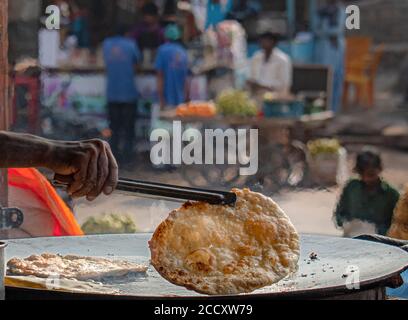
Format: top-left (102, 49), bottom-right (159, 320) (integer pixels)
top-left (160, 107), bottom-right (333, 193)
top-left (3, 0), bottom-right (408, 304)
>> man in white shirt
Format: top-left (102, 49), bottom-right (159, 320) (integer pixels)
top-left (248, 32), bottom-right (292, 102)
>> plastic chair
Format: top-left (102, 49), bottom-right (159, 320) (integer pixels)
top-left (345, 37), bottom-right (372, 61)
top-left (343, 38), bottom-right (384, 108)
top-left (343, 37), bottom-right (373, 108)
top-left (366, 44), bottom-right (385, 107)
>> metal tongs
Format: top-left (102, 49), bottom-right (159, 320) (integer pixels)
top-left (52, 177), bottom-right (237, 206)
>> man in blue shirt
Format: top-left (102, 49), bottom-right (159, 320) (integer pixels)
top-left (103, 25), bottom-right (141, 161)
top-left (155, 24), bottom-right (189, 109)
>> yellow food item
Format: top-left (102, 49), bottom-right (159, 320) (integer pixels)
top-left (149, 188), bottom-right (300, 295)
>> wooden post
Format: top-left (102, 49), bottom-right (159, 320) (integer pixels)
top-left (0, 0), bottom-right (9, 208)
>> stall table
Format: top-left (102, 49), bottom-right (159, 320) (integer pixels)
top-left (159, 110), bottom-right (334, 192)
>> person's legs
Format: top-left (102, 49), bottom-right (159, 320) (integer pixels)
top-left (123, 101), bottom-right (137, 160)
top-left (108, 102), bottom-right (122, 158)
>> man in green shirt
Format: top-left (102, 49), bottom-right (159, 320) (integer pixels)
top-left (334, 149), bottom-right (400, 236)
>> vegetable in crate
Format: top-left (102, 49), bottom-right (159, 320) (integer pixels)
top-left (81, 213), bottom-right (137, 235)
top-left (176, 101), bottom-right (216, 117)
top-left (307, 139), bottom-right (341, 158)
top-left (216, 90), bottom-right (257, 116)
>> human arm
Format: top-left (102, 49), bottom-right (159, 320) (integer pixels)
top-left (246, 79), bottom-right (275, 92)
top-left (132, 41), bottom-right (142, 66)
top-left (0, 131), bottom-right (118, 201)
top-left (333, 183), bottom-right (352, 228)
top-left (278, 57), bottom-right (292, 94)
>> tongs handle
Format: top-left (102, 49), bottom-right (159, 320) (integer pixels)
top-left (118, 178), bottom-right (236, 205)
top-left (52, 177), bottom-right (237, 206)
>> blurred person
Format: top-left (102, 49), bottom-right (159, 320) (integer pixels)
top-left (388, 186), bottom-right (408, 240)
top-left (103, 25), bottom-right (141, 162)
top-left (248, 32), bottom-right (292, 105)
top-left (70, 1), bottom-right (91, 48)
top-left (313, 0), bottom-right (346, 113)
top-left (131, 2), bottom-right (165, 52)
top-left (162, 0), bottom-right (178, 26)
top-left (155, 24), bottom-right (189, 109)
top-left (205, 0), bottom-right (233, 29)
top-left (334, 149), bottom-right (400, 237)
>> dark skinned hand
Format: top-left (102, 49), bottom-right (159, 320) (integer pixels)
top-left (49, 139), bottom-right (118, 201)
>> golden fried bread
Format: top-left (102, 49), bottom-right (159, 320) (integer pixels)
top-left (149, 188), bottom-right (300, 295)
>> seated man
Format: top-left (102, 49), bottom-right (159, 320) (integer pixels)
top-left (247, 32), bottom-right (292, 105)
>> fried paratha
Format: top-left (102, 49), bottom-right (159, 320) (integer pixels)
top-left (149, 188), bottom-right (300, 295)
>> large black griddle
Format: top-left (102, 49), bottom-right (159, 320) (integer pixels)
top-left (5, 234), bottom-right (408, 300)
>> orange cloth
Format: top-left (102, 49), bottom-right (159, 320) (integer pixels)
top-left (8, 168), bottom-right (83, 236)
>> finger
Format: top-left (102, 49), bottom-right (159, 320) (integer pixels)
top-left (103, 144), bottom-right (118, 195)
top-left (53, 174), bottom-right (74, 184)
top-left (72, 151), bottom-right (98, 200)
top-left (72, 165), bottom-right (97, 200)
top-left (87, 145), bottom-right (109, 200)
top-left (67, 154), bottom-right (90, 196)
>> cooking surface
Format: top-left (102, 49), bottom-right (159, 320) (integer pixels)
top-left (5, 234), bottom-right (408, 298)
